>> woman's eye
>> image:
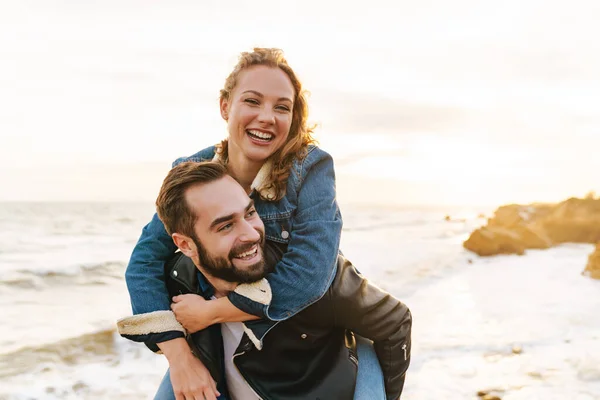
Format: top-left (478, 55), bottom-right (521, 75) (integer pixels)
top-left (244, 98), bottom-right (259, 105)
top-left (276, 105), bottom-right (291, 112)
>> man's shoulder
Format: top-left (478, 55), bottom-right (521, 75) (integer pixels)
top-left (171, 145), bottom-right (217, 167)
top-left (164, 252), bottom-right (200, 297)
top-left (328, 255), bottom-right (368, 301)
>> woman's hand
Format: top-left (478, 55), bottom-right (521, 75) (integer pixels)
top-left (171, 294), bottom-right (218, 333)
top-left (172, 295), bottom-right (260, 333)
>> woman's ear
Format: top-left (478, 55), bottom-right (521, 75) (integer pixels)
top-left (219, 97), bottom-right (229, 121)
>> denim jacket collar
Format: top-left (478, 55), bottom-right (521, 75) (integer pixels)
top-left (212, 152), bottom-right (277, 200)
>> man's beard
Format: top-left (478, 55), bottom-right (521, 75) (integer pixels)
top-left (191, 231), bottom-right (272, 284)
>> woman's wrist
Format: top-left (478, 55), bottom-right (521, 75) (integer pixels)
top-left (212, 296), bottom-right (259, 323)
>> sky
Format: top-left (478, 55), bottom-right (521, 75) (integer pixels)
top-left (1, 0), bottom-right (599, 206)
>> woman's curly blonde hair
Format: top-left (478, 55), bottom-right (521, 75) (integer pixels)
top-left (216, 48), bottom-right (317, 201)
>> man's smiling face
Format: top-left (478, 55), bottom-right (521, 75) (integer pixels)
top-left (185, 174), bottom-right (269, 283)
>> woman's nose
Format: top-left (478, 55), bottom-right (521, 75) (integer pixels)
top-left (257, 107), bottom-right (275, 124)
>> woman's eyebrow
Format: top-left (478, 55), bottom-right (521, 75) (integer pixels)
top-left (242, 90), bottom-right (292, 103)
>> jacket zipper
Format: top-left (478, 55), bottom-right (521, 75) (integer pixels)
top-left (230, 319), bottom-right (282, 400)
top-left (232, 350), bottom-right (264, 400)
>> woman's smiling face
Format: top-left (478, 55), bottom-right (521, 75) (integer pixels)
top-left (220, 65), bottom-right (295, 163)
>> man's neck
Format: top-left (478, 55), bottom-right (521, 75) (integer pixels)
top-left (200, 270), bottom-right (238, 298)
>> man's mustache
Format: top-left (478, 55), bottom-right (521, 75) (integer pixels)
top-left (228, 230), bottom-right (265, 259)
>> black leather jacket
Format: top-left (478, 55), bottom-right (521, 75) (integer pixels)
top-left (165, 243), bottom-right (412, 400)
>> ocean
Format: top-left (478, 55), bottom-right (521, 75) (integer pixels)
top-left (0, 201), bottom-right (598, 399)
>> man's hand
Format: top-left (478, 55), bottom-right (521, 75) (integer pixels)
top-left (171, 294), bottom-right (217, 333)
top-left (158, 338), bottom-right (220, 400)
top-left (170, 352), bottom-right (219, 400)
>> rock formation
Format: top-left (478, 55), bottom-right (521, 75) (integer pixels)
top-left (583, 243), bottom-right (600, 280)
top-left (464, 196), bottom-right (600, 272)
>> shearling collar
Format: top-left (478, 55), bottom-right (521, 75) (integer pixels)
top-left (212, 151), bottom-right (277, 200)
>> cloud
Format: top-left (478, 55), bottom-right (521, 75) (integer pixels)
top-left (311, 91), bottom-right (469, 134)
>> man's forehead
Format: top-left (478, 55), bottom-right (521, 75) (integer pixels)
top-left (185, 177), bottom-right (249, 221)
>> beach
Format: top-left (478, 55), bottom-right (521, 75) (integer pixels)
top-left (1, 201), bottom-right (599, 399)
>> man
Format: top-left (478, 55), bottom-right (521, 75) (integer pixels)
top-left (117, 161), bottom-right (412, 400)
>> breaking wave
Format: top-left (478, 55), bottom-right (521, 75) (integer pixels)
top-left (0, 329), bottom-right (119, 378)
top-left (0, 261), bottom-right (125, 290)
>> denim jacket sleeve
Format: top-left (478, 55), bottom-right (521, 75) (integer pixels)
top-left (123, 146), bottom-right (216, 351)
top-left (228, 147), bottom-right (343, 320)
top-left (124, 212), bottom-right (182, 350)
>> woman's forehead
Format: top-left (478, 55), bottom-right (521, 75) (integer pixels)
top-left (234, 65), bottom-right (295, 99)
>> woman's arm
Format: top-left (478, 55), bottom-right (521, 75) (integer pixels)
top-left (125, 213), bottom-right (176, 314)
top-left (171, 295), bottom-right (259, 333)
top-left (228, 147), bottom-right (343, 320)
top-left (123, 146), bottom-right (218, 350)
top-left (124, 212), bottom-right (184, 349)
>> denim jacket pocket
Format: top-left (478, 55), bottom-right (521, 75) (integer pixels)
top-left (262, 215), bottom-right (292, 244)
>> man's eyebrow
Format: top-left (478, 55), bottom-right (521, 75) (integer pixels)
top-left (209, 200), bottom-right (255, 230)
top-left (209, 213), bottom-right (235, 230)
top-left (242, 90), bottom-right (293, 103)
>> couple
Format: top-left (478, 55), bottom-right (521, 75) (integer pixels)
top-left (117, 48), bottom-right (412, 399)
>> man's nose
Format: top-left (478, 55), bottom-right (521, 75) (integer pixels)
top-left (239, 219), bottom-right (261, 242)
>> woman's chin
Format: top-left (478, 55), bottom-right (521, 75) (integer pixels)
top-left (242, 148), bottom-right (277, 163)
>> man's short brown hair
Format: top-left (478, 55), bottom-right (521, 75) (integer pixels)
top-left (156, 161), bottom-right (228, 237)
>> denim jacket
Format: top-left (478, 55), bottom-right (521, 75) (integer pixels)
top-left (124, 144), bottom-right (342, 350)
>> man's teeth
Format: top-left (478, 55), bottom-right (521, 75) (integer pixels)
top-left (247, 130), bottom-right (273, 140)
top-left (236, 247), bottom-right (257, 258)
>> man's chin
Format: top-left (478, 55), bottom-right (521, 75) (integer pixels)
top-left (232, 251), bottom-right (263, 269)
top-left (231, 256), bottom-right (270, 283)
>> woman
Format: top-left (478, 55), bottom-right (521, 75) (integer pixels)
top-left (125, 48), bottom-right (385, 400)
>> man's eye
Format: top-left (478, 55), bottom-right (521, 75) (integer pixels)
top-left (246, 209), bottom-right (257, 218)
top-left (218, 223), bottom-right (233, 232)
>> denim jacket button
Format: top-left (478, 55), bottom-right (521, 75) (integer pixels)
top-left (281, 230), bottom-right (289, 239)
top-left (301, 333), bottom-right (307, 339)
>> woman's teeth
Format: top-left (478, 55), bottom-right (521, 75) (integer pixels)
top-left (247, 130), bottom-right (274, 141)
